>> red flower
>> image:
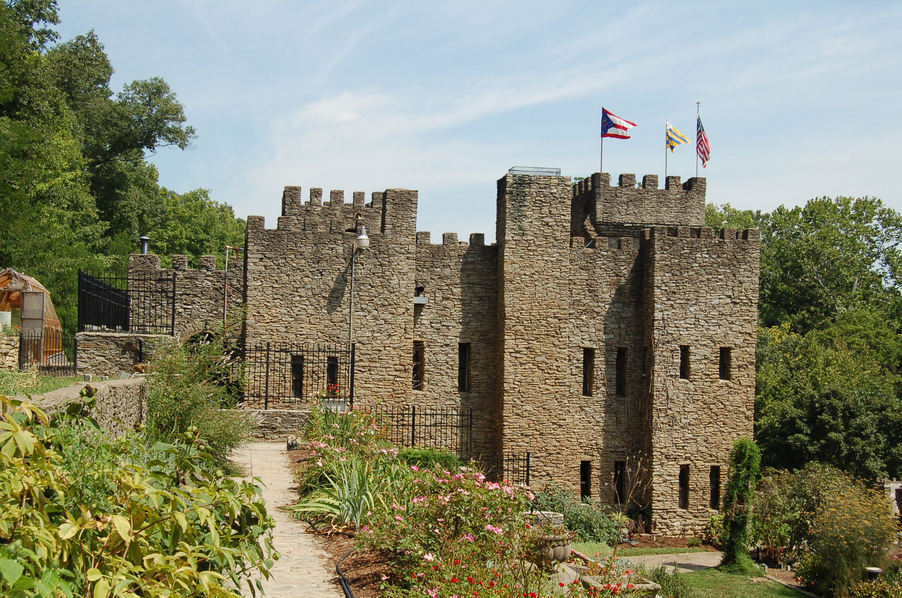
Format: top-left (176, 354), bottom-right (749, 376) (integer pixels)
top-left (450, 577), bottom-right (460, 583)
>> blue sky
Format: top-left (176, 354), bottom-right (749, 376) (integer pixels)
top-left (57, 1), bottom-right (902, 242)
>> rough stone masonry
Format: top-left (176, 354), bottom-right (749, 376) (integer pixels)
top-left (105, 169), bottom-right (758, 535)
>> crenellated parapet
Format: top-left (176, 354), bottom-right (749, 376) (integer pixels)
top-left (572, 172), bottom-right (706, 232)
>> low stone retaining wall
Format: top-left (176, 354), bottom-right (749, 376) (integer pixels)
top-left (26, 377), bottom-right (146, 435)
top-left (75, 332), bottom-right (169, 378)
top-left (248, 409), bottom-right (309, 440)
top-left (0, 331), bottom-right (18, 371)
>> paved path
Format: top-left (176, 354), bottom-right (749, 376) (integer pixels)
top-left (233, 441), bottom-right (344, 598)
top-left (622, 550), bottom-right (722, 573)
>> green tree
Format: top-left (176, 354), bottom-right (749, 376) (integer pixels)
top-left (705, 203), bottom-right (764, 232)
top-left (760, 197), bottom-right (902, 333)
top-left (755, 316), bottom-right (902, 480)
top-left (720, 437), bottom-right (761, 573)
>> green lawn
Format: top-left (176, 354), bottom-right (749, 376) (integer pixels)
top-left (573, 541), bottom-right (711, 558)
top-left (680, 568), bottom-right (804, 598)
top-left (0, 371), bottom-right (83, 396)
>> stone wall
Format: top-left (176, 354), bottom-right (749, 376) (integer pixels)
top-left (645, 226), bottom-right (759, 534)
top-left (243, 187), bottom-right (419, 410)
top-left (128, 253), bottom-right (244, 339)
top-left (75, 332), bottom-right (169, 377)
top-left (247, 409), bottom-right (309, 439)
top-left (0, 330), bottom-right (18, 370)
top-left (28, 378), bottom-right (146, 435)
top-left (413, 232), bottom-right (499, 454)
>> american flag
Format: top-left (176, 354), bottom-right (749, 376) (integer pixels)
top-left (697, 117), bottom-right (711, 167)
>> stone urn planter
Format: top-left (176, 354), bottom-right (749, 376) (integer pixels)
top-left (532, 533), bottom-right (572, 565)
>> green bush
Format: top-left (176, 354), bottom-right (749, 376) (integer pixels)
top-left (646, 565), bottom-right (692, 598)
top-left (720, 437), bottom-right (761, 573)
top-left (532, 485), bottom-right (620, 544)
top-left (702, 514), bottom-right (724, 548)
top-left (145, 326), bottom-right (253, 461)
top-left (0, 393), bottom-right (277, 597)
top-left (850, 578), bottom-right (902, 598)
top-left (795, 479), bottom-right (896, 597)
top-left (398, 445), bottom-right (462, 470)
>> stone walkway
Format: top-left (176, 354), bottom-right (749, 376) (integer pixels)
top-left (233, 441), bottom-right (344, 598)
top-left (622, 550), bottom-right (722, 573)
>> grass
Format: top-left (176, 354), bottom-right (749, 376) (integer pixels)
top-left (681, 568), bottom-right (805, 597)
top-left (0, 371), bottom-right (83, 396)
top-left (573, 541), bottom-right (711, 558)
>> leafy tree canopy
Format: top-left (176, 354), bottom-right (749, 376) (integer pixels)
top-left (0, 0), bottom-right (242, 332)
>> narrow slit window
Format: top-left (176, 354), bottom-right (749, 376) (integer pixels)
top-left (413, 341), bottom-right (425, 390)
top-left (679, 345), bottom-right (690, 379)
top-left (710, 466), bottom-right (721, 509)
top-left (614, 460), bottom-right (626, 504)
top-left (582, 348), bottom-right (595, 396)
top-left (616, 347), bottom-right (627, 397)
top-left (458, 343), bottom-right (470, 392)
top-left (291, 355), bottom-right (304, 399)
top-left (719, 347), bottom-right (732, 380)
top-left (679, 464), bottom-right (689, 509)
top-left (580, 461), bottom-right (592, 500)
top-left (326, 355), bottom-right (339, 389)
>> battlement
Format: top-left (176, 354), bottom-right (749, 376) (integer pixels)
top-left (569, 236), bottom-right (637, 252)
top-left (247, 185), bottom-right (418, 236)
top-left (415, 231), bottom-right (491, 249)
top-left (129, 253), bottom-right (241, 273)
top-left (643, 226), bottom-right (760, 243)
top-left (573, 172), bottom-right (706, 230)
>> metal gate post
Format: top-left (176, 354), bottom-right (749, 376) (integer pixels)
top-left (410, 405), bottom-right (416, 447)
top-left (467, 407), bottom-right (473, 461)
top-left (170, 272), bottom-right (177, 335)
top-left (73, 335), bottom-right (78, 374)
top-left (349, 343), bottom-right (355, 409)
top-left (526, 452), bottom-right (531, 487)
top-left (264, 342), bottom-right (271, 410)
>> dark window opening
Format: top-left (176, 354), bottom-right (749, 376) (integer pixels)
top-left (710, 466), bottom-right (721, 509)
top-left (458, 343), bottom-right (470, 392)
top-left (580, 461), bottom-right (592, 500)
top-left (679, 464), bottom-right (689, 509)
top-left (582, 348), bottom-right (595, 396)
top-left (679, 345), bottom-right (690, 379)
top-left (616, 347), bottom-right (627, 397)
top-left (412, 341), bottom-right (425, 390)
top-left (326, 356), bottom-right (339, 389)
top-left (614, 460), bottom-right (625, 504)
top-left (291, 355), bottom-right (304, 398)
top-left (719, 347), bottom-right (732, 380)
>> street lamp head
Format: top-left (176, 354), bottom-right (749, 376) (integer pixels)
top-left (355, 225), bottom-right (370, 251)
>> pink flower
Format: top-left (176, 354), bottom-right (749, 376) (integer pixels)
top-left (394, 515), bottom-right (404, 521)
top-left (424, 552), bottom-right (435, 561)
top-left (410, 464), bottom-right (420, 471)
top-left (460, 533), bottom-right (475, 542)
top-left (485, 524), bottom-right (503, 535)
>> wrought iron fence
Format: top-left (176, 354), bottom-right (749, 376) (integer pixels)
top-left (78, 270), bottom-right (176, 335)
top-left (473, 452), bottom-right (531, 487)
top-left (377, 406), bottom-right (474, 460)
top-left (241, 342), bottom-right (355, 410)
top-left (18, 330), bottom-right (77, 376)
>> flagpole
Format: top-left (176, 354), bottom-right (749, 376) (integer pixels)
top-left (664, 121), bottom-right (668, 178)
top-left (600, 131), bottom-right (604, 177)
top-left (695, 102), bottom-right (701, 178)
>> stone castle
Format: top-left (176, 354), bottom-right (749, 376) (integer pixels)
top-left (109, 169), bottom-right (758, 534)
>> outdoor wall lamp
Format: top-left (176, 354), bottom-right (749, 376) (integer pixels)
top-left (349, 224), bottom-right (369, 351)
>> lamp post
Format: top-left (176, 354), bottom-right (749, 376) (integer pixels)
top-left (348, 225), bottom-right (369, 350)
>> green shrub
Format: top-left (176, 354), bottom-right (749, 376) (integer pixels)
top-left (702, 514), bottom-right (724, 548)
top-left (850, 579), bottom-right (902, 598)
top-left (532, 485), bottom-right (620, 544)
top-left (795, 479), bottom-right (896, 597)
top-left (0, 393), bottom-right (277, 597)
top-left (145, 327), bottom-right (253, 461)
top-left (646, 565), bottom-right (691, 598)
top-left (720, 437), bottom-right (761, 573)
top-left (398, 445), bottom-right (462, 470)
